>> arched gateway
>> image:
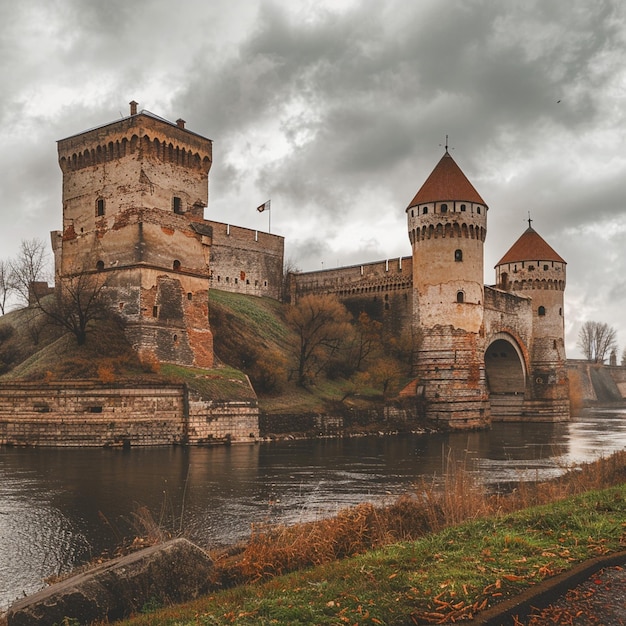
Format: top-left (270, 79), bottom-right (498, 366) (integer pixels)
top-left (485, 333), bottom-right (527, 418)
top-left (485, 334), bottom-right (526, 393)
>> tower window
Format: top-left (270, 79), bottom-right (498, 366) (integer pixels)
top-left (543, 264), bottom-right (549, 271)
top-left (423, 207), bottom-right (428, 215)
top-left (454, 249), bottom-right (463, 262)
top-left (96, 260), bottom-right (105, 271)
top-left (173, 260), bottom-right (181, 271)
top-left (173, 196), bottom-right (183, 214)
top-left (456, 291), bottom-right (465, 303)
top-left (460, 204), bottom-right (466, 212)
top-left (440, 203), bottom-right (448, 213)
top-left (538, 306), bottom-right (546, 316)
top-left (476, 207), bottom-right (481, 214)
top-left (96, 198), bottom-right (105, 217)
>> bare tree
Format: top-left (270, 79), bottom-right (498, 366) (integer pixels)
top-left (285, 294), bottom-right (352, 386)
top-left (0, 259), bottom-right (14, 315)
top-left (9, 238), bottom-right (51, 307)
top-left (281, 257), bottom-right (301, 303)
top-left (33, 269), bottom-right (112, 346)
top-left (577, 321), bottom-right (618, 363)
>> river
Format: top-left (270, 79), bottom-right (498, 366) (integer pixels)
top-left (1, 406), bottom-right (626, 609)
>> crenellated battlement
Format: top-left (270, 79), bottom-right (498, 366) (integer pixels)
top-left (58, 110), bottom-right (212, 174)
top-left (291, 257), bottom-right (412, 299)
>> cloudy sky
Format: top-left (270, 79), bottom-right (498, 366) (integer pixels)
top-left (1, 0), bottom-right (625, 358)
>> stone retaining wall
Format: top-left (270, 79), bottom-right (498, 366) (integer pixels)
top-left (0, 382), bottom-right (259, 447)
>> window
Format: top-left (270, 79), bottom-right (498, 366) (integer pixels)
top-left (460, 204), bottom-right (466, 212)
top-left (423, 207), bottom-right (428, 215)
top-left (528, 265), bottom-right (535, 271)
top-left (96, 198), bottom-right (105, 217)
top-left (173, 196), bottom-right (183, 214)
top-left (476, 207), bottom-right (481, 214)
top-left (543, 264), bottom-right (549, 271)
top-left (456, 291), bottom-right (464, 303)
top-left (187, 292), bottom-right (192, 300)
top-left (538, 306), bottom-right (546, 316)
top-left (152, 306), bottom-right (159, 317)
top-left (454, 249), bottom-right (463, 262)
top-left (173, 260), bottom-right (181, 271)
top-left (96, 260), bottom-right (105, 271)
top-left (441, 203), bottom-right (448, 213)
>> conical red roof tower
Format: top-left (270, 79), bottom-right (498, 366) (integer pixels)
top-left (407, 151), bottom-right (486, 209)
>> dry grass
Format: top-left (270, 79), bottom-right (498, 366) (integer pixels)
top-left (207, 450), bottom-right (626, 590)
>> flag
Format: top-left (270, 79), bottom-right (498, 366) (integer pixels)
top-left (257, 200), bottom-right (271, 213)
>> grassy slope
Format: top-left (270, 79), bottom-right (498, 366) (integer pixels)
top-left (0, 291), bottom-right (386, 409)
top-left (117, 483), bottom-right (626, 625)
top-left (208, 290), bottom-right (384, 414)
top-left (0, 304), bottom-right (256, 403)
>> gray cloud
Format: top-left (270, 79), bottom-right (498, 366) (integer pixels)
top-left (1, 0), bottom-right (625, 356)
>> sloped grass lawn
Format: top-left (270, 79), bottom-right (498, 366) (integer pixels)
top-left (118, 484), bottom-right (626, 625)
top-left (160, 363), bottom-right (257, 402)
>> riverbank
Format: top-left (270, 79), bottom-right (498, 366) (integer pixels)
top-left (10, 449), bottom-right (624, 626)
top-left (113, 486), bottom-right (626, 625)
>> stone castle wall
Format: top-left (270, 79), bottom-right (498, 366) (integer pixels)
top-left (0, 383), bottom-right (258, 447)
top-left (289, 257), bottom-right (413, 336)
top-left (208, 221), bottom-right (284, 300)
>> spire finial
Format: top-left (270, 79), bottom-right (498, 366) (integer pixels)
top-left (439, 134), bottom-right (452, 153)
top-left (527, 212), bottom-right (533, 229)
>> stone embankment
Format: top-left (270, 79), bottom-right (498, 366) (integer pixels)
top-left (0, 382), bottom-right (259, 447)
top-left (566, 361), bottom-right (626, 404)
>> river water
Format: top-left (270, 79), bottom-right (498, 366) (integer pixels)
top-left (1, 406), bottom-right (626, 609)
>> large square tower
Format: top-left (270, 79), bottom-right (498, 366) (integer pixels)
top-left (53, 102), bottom-right (214, 367)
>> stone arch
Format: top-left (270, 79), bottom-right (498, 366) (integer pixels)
top-left (485, 333), bottom-right (526, 394)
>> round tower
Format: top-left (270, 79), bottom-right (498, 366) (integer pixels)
top-left (494, 222), bottom-right (569, 418)
top-left (407, 150), bottom-right (490, 428)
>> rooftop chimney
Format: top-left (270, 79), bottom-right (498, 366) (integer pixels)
top-left (129, 100), bottom-right (138, 116)
top-left (176, 118), bottom-right (186, 129)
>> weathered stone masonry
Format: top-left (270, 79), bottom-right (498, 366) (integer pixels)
top-left (0, 383), bottom-right (259, 447)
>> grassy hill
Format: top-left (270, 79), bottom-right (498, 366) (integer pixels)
top-left (208, 290), bottom-right (388, 413)
top-left (0, 291), bottom-right (390, 413)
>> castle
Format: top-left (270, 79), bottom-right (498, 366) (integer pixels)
top-left (52, 104), bottom-right (569, 431)
top-left (291, 151), bottom-right (570, 427)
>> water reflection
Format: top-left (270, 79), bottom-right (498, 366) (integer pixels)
top-left (1, 407), bottom-right (625, 608)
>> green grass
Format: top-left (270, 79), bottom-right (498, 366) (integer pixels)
top-left (114, 484), bottom-right (626, 625)
top-left (209, 290), bottom-right (289, 346)
top-left (160, 363), bottom-right (257, 402)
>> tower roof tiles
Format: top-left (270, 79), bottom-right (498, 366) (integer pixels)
top-left (496, 226), bottom-right (566, 266)
top-left (407, 151), bottom-right (486, 209)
